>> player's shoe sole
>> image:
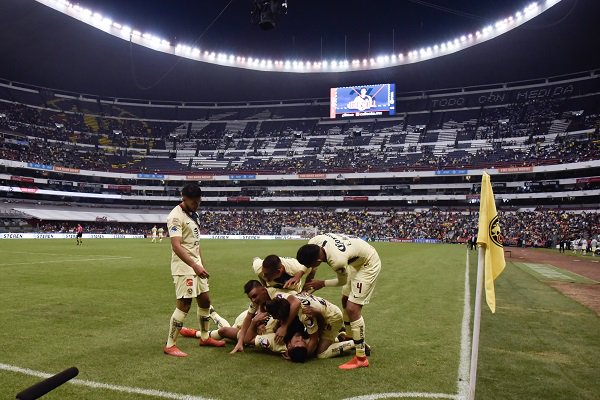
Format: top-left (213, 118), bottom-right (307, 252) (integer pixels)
top-left (180, 327), bottom-right (199, 338)
top-left (163, 346), bottom-right (188, 357)
top-left (339, 356), bottom-right (369, 370)
top-left (199, 337), bottom-right (226, 347)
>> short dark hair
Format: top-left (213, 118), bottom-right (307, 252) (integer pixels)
top-left (265, 297), bottom-right (290, 321)
top-left (296, 244), bottom-right (321, 266)
top-left (181, 183), bottom-right (202, 198)
top-left (262, 255), bottom-right (281, 272)
top-left (243, 279), bottom-right (263, 294)
top-left (288, 346), bottom-right (308, 363)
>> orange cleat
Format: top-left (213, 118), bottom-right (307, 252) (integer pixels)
top-left (163, 345), bottom-right (188, 357)
top-left (180, 327), bottom-right (199, 338)
top-left (339, 356), bottom-right (369, 370)
top-left (199, 337), bottom-right (226, 347)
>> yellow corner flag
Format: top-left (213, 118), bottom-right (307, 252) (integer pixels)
top-left (476, 172), bottom-right (506, 313)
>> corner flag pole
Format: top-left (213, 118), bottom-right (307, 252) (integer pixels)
top-left (468, 244), bottom-right (485, 400)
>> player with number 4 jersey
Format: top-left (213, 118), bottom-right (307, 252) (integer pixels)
top-left (296, 233), bottom-right (381, 369)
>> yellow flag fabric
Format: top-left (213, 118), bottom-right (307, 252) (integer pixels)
top-left (476, 172), bottom-right (506, 313)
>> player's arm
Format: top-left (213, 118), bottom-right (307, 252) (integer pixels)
top-left (230, 311), bottom-right (254, 354)
top-left (306, 331), bottom-right (319, 357)
top-left (305, 265), bottom-right (348, 291)
top-left (275, 296), bottom-right (301, 344)
top-left (283, 270), bottom-right (305, 289)
top-left (303, 267), bottom-right (317, 285)
top-left (170, 236), bottom-right (209, 279)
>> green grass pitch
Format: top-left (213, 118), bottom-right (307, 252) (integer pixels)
top-left (0, 239), bottom-right (598, 399)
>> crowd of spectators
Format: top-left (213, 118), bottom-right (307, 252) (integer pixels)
top-left (28, 209), bottom-right (600, 247)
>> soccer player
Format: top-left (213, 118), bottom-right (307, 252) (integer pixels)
top-left (158, 226), bottom-right (165, 243)
top-left (296, 233), bottom-right (381, 369)
top-left (229, 280), bottom-right (293, 355)
top-left (253, 254), bottom-right (311, 297)
top-left (163, 183), bottom-right (227, 357)
top-left (151, 225), bottom-right (158, 243)
top-left (75, 224), bottom-right (83, 245)
top-left (266, 294), bottom-right (357, 362)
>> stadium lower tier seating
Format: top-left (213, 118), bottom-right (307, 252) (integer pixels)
top-left (7, 209), bottom-right (600, 247)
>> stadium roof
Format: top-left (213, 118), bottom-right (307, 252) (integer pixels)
top-left (0, 0), bottom-right (598, 102)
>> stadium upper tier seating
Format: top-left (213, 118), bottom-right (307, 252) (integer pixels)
top-left (1, 74), bottom-right (599, 174)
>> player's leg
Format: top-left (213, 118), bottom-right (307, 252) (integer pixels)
top-left (317, 339), bottom-right (355, 359)
top-left (316, 311), bottom-right (355, 359)
top-left (196, 288), bottom-right (226, 347)
top-left (164, 276), bottom-right (193, 357)
top-left (339, 253), bottom-right (381, 370)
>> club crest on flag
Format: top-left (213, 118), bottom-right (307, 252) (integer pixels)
top-left (489, 215), bottom-right (503, 247)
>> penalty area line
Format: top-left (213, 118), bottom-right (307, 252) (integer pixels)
top-left (0, 363), bottom-right (212, 400)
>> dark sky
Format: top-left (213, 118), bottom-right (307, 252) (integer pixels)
top-left (75, 0), bottom-right (528, 59)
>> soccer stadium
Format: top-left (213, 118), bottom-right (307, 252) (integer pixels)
top-left (0, 0), bottom-right (598, 399)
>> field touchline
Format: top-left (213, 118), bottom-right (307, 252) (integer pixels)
top-left (0, 363), bottom-right (212, 400)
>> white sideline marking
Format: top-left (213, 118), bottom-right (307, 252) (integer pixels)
top-left (457, 250), bottom-right (472, 400)
top-left (0, 363), bottom-right (211, 400)
top-left (343, 250), bottom-right (472, 400)
top-left (0, 257), bottom-right (132, 266)
top-left (341, 393), bottom-right (460, 400)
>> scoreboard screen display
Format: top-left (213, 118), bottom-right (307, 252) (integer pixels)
top-left (330, 83), bottom-right (395, 118)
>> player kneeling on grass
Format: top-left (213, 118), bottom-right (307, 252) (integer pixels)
top-left (266, 294), bottom-right (358, 363)
top-left (228, 280), bottom-right (295, 355)
top-left (163, 183), bottom-right (229, 357)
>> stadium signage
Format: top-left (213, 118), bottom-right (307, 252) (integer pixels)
top-left (10, 176), bottom-right (34, 183)
top-left (435, 170), bottom-right (469, 175)
top-left (107, 185), bottom-right (132, 191)
top-left (0, 233), bottom-right (144, 240)
top-left (137, 173), bottom-right (165, 179)
top-left (27, 162), bottom-right (53, 171)
top-left (390, 238), bottom-right (440, 244)
top-left (227, 196), bottom-right (251, 202)
top-left (229, 174), bottom-right (257, 180)
top-left (380, 184), bottom-right (410, 190)
top-left (472, 182), bottom-right (506, 190)
top-left (54, 166), bottom-right (81, 174)
top-left (498, 166), bottom-right (533, 173)
top-left (298, 173), bottom-right (327, 179)
top-left (198, 235), bottom-right (303, 240)
top-left (343, 196), bottom-right (369, 201)
top-left (186, 175), bottom-right (214, 181)
top-left (576, 177), bottom-right (600, 184)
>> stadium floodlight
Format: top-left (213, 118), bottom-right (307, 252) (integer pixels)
top-left (35, 0), bottom-right (563, 73)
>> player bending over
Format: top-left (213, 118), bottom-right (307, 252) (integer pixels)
top-left (297, 233), bottom-right (381, 369)
top-left (253, 254), bottom-right (313, 297)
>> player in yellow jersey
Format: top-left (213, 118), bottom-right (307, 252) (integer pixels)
top-left (158, 226), bottom-right (164, 243)
top-left (297, 233), bottom-right (381, 369)
top-left (162, 183), bottom-right (229, 357)
top-left (266, 293), bottom-right (357, 362)
top-left (229, 280), bottom-right (294, 355)
top-left (253, 254), bottom-right (312, 297)
top-left (151, 225), bottom-right (157, 243)
top-left (180, 254), bottom-right (308, 343)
